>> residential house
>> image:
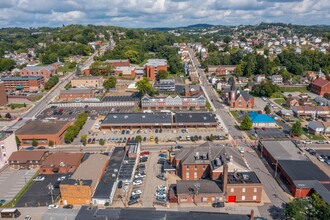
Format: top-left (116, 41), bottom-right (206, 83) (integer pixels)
top-left (0, 131), bottom-right (18, 169)
top-left (254, 74), bottom-right (266, 83)
top-left (278, 109), bottom-right (294, 120)
top-left (8, 150), bottom-right (49, 169)
top-left (291, 106), bottom-right (330, 118)
top-left (307, 121), bottom-right (325, 135)
top-left (271, 75), bottom-right (283, 84)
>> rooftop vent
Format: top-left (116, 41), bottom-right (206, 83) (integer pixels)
top-left (142, 115), bottom-right (145, 118)
top-left (113, 115), bottom-right (117, 118)
top-left (203, 116), bottom-right (207, 120)
top-left (124, 115), bottom-right (128, 119)
top-left (243, 174), bottom-right (250, 180)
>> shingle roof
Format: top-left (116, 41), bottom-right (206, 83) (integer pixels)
top-left (24, 65), bottom-right (55, 72)
top-left (249, 112), bottom-right (275, 123)
top-left (312, 78), bottom-right (330, 88)
top-left (308, 121), bottom-right (325, 130)
top-left (42, 152), bottom-right (84, 167)
top-left (8, 151), bottom-right (48, 163)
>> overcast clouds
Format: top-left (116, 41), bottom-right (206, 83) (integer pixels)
top-left (0, 0), bottom-right (329, 28)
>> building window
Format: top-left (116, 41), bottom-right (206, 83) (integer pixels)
top-left (202, 197), bottom-right (208, 202)
top-left (180, 198), bottom-right (187, 202)
top-left (242, 196), bottom-right (245, 201)
top-left (253, 195), bottom-right (257, 201)
top-left (238, 100), bottom-right (242, 106)
top-left (242, 188), bottom-right (246, 193)
top-left (186, 166), bottom-right (189, 170)
top-left (194, 172), bottom-right (197, 179)
top-left (230, 188), bottom-right (234, 193)
top-left (254, 188), bottom-right (257, 193)
top-left (202, 165), bottom-right (206, 170)
top-left (186, 172), bottom-right (190, 179)
top-left (212, 197), bottom-right (215, 202)
top-left (194, 165), bottom-right (197, 170)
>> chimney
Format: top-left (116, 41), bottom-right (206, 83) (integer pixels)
top-left (222, 163), bottom-right (228, 195)
top-left (250, 209), bottom-right (255, 220)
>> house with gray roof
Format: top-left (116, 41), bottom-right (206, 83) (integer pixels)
top-left (307, 121), bottom-right (325, 135)
top-left (20, 65), bottom-right (56, 81)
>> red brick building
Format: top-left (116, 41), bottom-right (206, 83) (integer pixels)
top-left (40, 152), bottom-right (84, 174)
top-left (310, 77), bottom-right (330, 96)
top-left (50, 61), bottom-right (64, 69)
top-left (59, 88), bottom-right (94, 101)
top-left (2, 76), bottom-right (44, 92)
top-left (226, 90), bottom-right (254, 108)
top-left (105, 59), bottom-right (130, 67)
top-left (20, 65), bottom-right (56, 81)
top-left (114, 66), bottom-right (136, 78)
top-left (145, 59), bottom-right (168, 80)
top-left (8, 151), bottom-right (49, 170)
top-left (0, 82), bottom-right (8, 106)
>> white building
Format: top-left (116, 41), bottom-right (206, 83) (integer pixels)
top-left (0, 131), bottom-right (17, 169)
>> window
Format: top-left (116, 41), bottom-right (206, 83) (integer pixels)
top-left (230, 188), bottom-right (234, 193)
top-left (194, 165), bottom-right (197, 170)
top-left (242, 188), bottom-right (246, 193)
top-left (186, 166), bottom-right (189, 170)
top-left (194, 172), bottom-right (197, 179)
top-left (242, 196), bottom-right (245, 201)
top-left (202, 165), bottom-right (206, 170)
top-left (212, 197), bottom-right (215, 202)
top-left (180, 198), bottom-right (187, 202)
top-left (202, 197), bottom-right (208, 202)
top-left (253, 195), bottom-right (257, 201)
top-left (238, 100), bottom-right (242, 106)
top-left (186, 172), bottom-right (190, 179)
top-left (254, 187), bottom-right (257, 193)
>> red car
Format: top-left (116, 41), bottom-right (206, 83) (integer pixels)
top-left (140, 151), bottom-right (150, 156)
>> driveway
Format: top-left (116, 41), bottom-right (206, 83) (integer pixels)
top-left (0, 168), bottom-right (37, 204)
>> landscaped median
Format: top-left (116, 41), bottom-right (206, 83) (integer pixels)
top-left (2, 171), bottom-right (39, 208)
top-left (64, 112), bottom-right (88, 143)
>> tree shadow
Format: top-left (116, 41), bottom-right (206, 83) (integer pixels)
top-left (267, 204), bottom-right (285, 220)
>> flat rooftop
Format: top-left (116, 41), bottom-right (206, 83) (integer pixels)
top-left (279, 160), bottom-right (330, 182)
top-left (72, 76), bottom-right (102, 80)
top-left (76, 207), bottom-right (250, 220)
top-left (227, 171), bottom-right (261, 184)
top-left (16, 120), bottom-right (70, 135)
top-left (61, 179), bottom-right (92, 186)
top-left (145, 59), bottom-right (167, 66)
top-left (174, 112), bottom-right (217, 124)
top-left (60, 88), bottom-right (92, 94)
top-left (71, 154), bottom-right (110, 192)
top-left (102, 113), bottom-right (173, 125)
top-left (177, 179), bottom-right (223, 195)
top-left (93, 147), bottom-right (125, 199)
top-left (260, 140), bottom-right (307, 161)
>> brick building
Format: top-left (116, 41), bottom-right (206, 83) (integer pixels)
top-left (1, 76), bottom-right (44, 92)
top-left (145, 59), bottom-right (168, 80)
top-left (207, 65), bottom-right (236, 75)
top-left (174, 142), bottom-right (249, 181)
top-left (8, 150), bottom-right (49, 170)
top-left (20, 65), bottom-right (56, 81)
top-left (71, 76), bottom-right (103, 88)
top-left (59, 88), bottom-right (94, 101)
top-left (105, 59), bottom-right (130, 67)
top-left (61, 154), bottom-right (109, 205)
top-left (0, 82), bottom-right (8, 106)
top-left (310, 77), bottom-right (330, 96)
top-left (16, 120), bottom-right (71, 146)
top-left (141, 95), bottom-right (206, 111)
top-left (0, 131), bottom-right (18, 169)
top-left (114, 66), bottom-right (136, 78)
top-left (40, 152), bottom-right (84, 174)
top-left (224, 83), bottom-right (254, 108)
top-left (291, 105), bottom-right (330, 118)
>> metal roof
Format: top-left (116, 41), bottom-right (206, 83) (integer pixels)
top-left (102, 113), bottom-right (173, 125)
top-left (249, 112), bottom-right (275, 123)
top-left (174, 112), bottom-right (217, 123)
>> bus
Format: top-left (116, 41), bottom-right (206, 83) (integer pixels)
top-left (0, 208), bottom-right (21, 218)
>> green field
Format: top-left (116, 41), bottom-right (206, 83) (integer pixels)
top-left (9, 103), bottom-right (26, 109)
top-left (280, 86), bottom-right (308, 93)
top-left (274, 98), bottom-right (286, 105)
top-left (230, 111), bottom-right (239, 118)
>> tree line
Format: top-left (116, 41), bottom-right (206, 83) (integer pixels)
top-left (64, 113), bottom-right (88, 143)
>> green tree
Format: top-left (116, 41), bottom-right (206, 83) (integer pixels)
top-left (241, 115), bottom-right (253, 130)
top-left (31, 139), bottom-right (38, 147)
top-left (291, 121), bottom-right (303, 137)
top-left (264, 105), bottom-right (271, 114)
top-left (285, 197), bottom-right (309, 220)
top-left (136, 77), bottom-right (155, 96)
top-left (5, 113), bottom-right (11, 119)
top-left (157, 70), bottom-right (168, 79)
top-left (15, 136), bottom-right (21, 149)
top-left (80, 134), bottom-right (87, 146)
top-left (48, 140), bottom-right (54, 147)
top-left (103, 77), bottom-right (117, 90)
top-left (223, 36), bottom-right (232, 44)
top-left (0, 58), bottom-right (16, 72)
top-left (99, 139), bottom-right (105, 146)
top-left (135, 135), bottom-right (142, 142)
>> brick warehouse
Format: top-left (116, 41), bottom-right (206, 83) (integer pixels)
top-left (59, 88), bottom-right (94, 101)
top-left (0, 82), bottom-right (8, 106)
top-left (2, 76), bottom-right (44, 92)
top-left (20, 65), bottom-right (56, 81)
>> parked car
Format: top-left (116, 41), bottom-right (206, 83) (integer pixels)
top-left (121, 130), bottom-right (125, 135)
top-left (212, 202), bottom-right (225, 208)
top-left (175, 145), bottom-right (183, 149)
top-left (156, 174), bottom-right (166, 181)
top-left (0, 199), bottom-right (6, 205)
top-left (128, 199), bottom-right (138, 206)
top-left (316, 140), bottom-right (326, 144)
top-left (24, 215), bottom-right (32, 220)
top-left (33, 175), bottom-right (46, 182)
top-left (140, 151), bottom-right (150, 156)
top-left (317, 156), bottom-right (325, 162)
top-left (48, 204), bottom-right (59, 209)
top-left (117, 181), bottom-right (123, 189)
top-left (132, 190), bottom-right (142, 196)
top-left (156, 196), bottom-right (167, 202)
top-left (63, 204), bottom-right (73, 209)
top-left (159, 153), bottom-right (166, 158)
top-left (302, 140), bottom-right (313, 144)
top-left (133, 180), bottom-right (143, 185)
top-left (157, 158), bottom-right (166, 164)
top-left (130, 194), bottom-right (140, 200)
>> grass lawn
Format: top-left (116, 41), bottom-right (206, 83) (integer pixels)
top-left (280, 86), bottom-right (308, 93)
top-left (8, 103), bottom-right (26, 109)
top-left (57, 62), bottom-right (76, 73)
top-left (31, 95), bottom-right (43, 102)
top-left (230, 111), bottom-right (239, 119)
top-left (303, 128), bottom-right (326, 140)
top-left (274, 98), bottom-right (286, 106)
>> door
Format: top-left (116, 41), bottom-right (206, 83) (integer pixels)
top-left (228, 196), bottom-right (236, 203)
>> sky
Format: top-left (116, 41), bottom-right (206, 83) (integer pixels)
top-left (0, 0), bottom-right (329, 28)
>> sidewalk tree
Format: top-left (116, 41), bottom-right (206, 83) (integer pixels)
top-left (241, 115), bottom-right (253, 130)
top-left (48, 140), bottom-right (54, 147)
top-left (5, 113), bottom-right (11, 119)
top-left (99, 139), bottom-right (105, 146)
top-left (136, 77), bottom-right (155, 96)
top-left (80, 134), bottom-right (87, 146)
top-left (15, 136), bottom-right (21, 149)
top-left (264, 105), bottom-right (271, 114)
top-left (103, 76), bottom-right (117, 90)
top-left (291, 121), bottom-right (303, 137)
top-left (135, 135), bottom-right (142, 142)
top-left (31, 139), bottom-right (38, 147)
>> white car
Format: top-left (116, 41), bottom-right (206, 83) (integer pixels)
top-left (132, 190), bottom-right (142, 196)
top-left (157, 185), bottom-right (167, 190)
top-left (24, 215), bottom-right (32, 220)
top-left (33, 175), bottom-right (45, 182)
top-left (134, 174), bottom-right (145, 179)
top-left (133, 180), bottom-right (143, 186)
top-left (303, 140), bottom-right (313, 144)
top-left (317, 156), bottom-right (325, 162)
top-left (48, 204), bottom-right (59, 209)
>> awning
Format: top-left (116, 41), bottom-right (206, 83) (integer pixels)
top-left (16, 85), bottom-right (24, 90)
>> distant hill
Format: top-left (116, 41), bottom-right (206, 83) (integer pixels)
top-left (185, 24), bottom-right (214, 29)
top-left (149, 23), bottom-right (214, 32)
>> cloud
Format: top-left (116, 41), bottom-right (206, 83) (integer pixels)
top-left (0, 0), bottom-right (328, 27)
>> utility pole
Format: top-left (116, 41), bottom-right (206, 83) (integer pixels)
top-left (48, 183), bottom-right (54, 204)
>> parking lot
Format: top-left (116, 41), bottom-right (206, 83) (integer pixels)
top-left (15, 174), bottom-right (62, 207)
top-left (247, 127), bottom-right (288, 139)
top-left (0, 168), bottom-right (37, 205)
top-left (37, 105), bottom-right (136, 121)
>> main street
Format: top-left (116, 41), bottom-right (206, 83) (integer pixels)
top-left (4, 42), bottom-right (113, 132)
top-left (188, 48), bottom-right (289, 219)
